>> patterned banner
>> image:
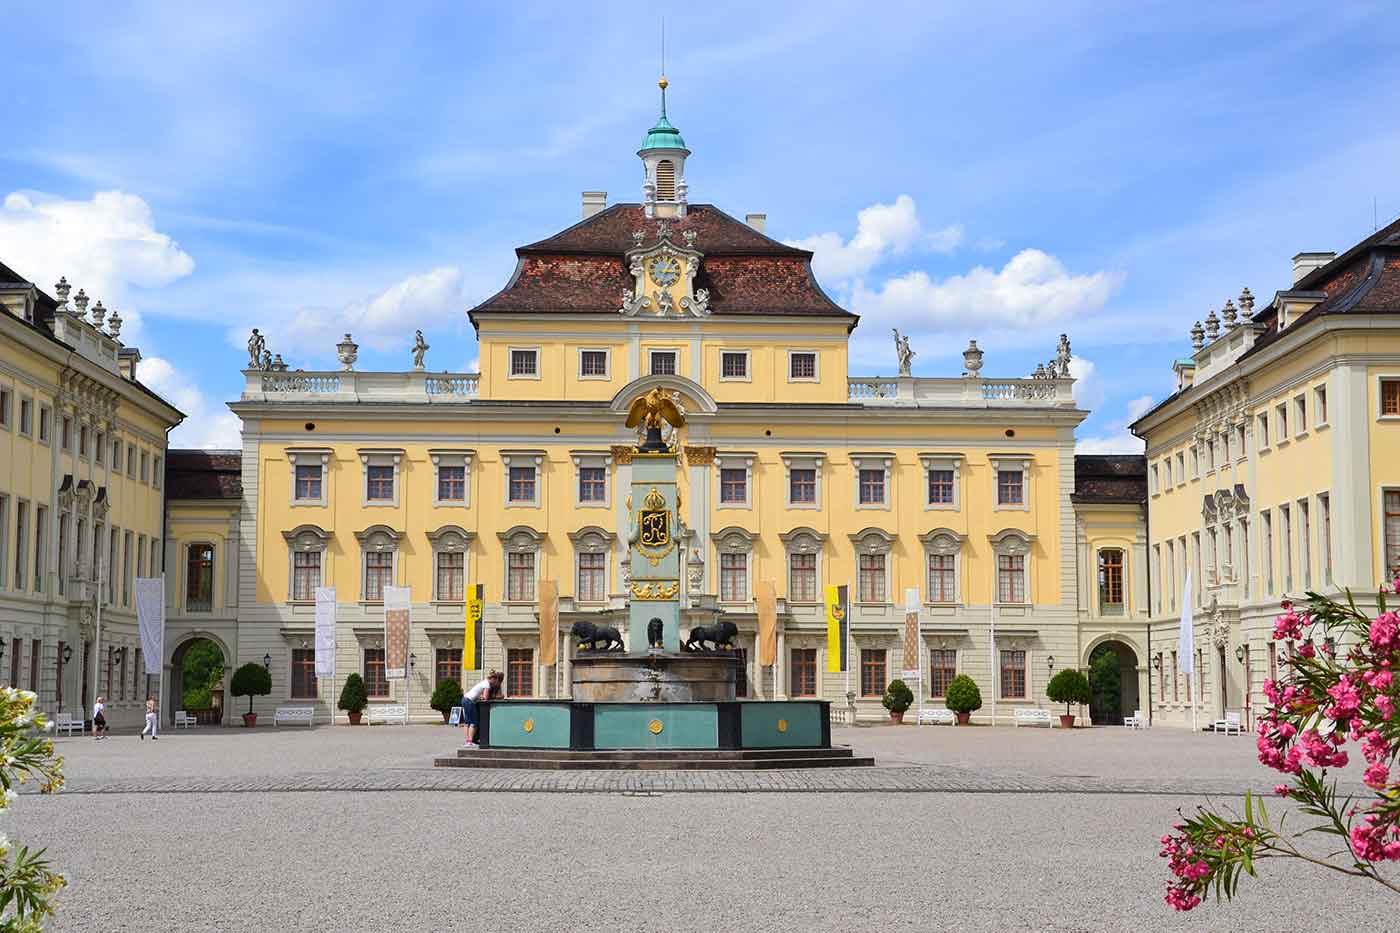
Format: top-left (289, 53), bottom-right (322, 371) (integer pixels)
top-left (383, 586), bottom-right (411, 680)
top-left (756, 579), bottom-right (778, 666)
top-left (463, 584), bottom-right (485, 672)
top-left (134, 577), bottom-right (164, 674)
top-left (902, 587), bottom-right (921, 676)
top-left (314, 587), bottom-right (336, 679)
top-left (825, 585), bottom-right (849, 673)
top-left (538, 579), bottom-right (558, 667)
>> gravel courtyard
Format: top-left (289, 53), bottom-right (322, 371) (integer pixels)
top-left (14, 723), bottom-right (1390, 931)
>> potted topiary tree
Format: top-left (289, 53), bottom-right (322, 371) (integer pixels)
top-left (945, 674), bottom-right (982, 725)
top-left (338, 672), bottom-right (369, 725)
top-left (230, 662), bottom-right (272, 728)
top-left (430, 679), bottom-right (464, 724)
top-left (882, 679), bottom-right (914, 724)
top-left (1046, 668), bottom-right (1092, 728)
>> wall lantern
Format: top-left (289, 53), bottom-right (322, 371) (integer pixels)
top-left (263, 653), bottom-right (272, 669)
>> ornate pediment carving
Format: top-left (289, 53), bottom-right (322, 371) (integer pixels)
top-left (618, 225), bottom-right (708, 318)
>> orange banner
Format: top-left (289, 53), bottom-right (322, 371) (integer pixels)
top-left (538, 579), bottom-right (559, 667)
top-left (756, 579), bottom-right (777, 666)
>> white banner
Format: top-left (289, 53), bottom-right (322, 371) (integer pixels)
top-left (383, 586), bottom-right (411, 680)
top-left (1178, 571), bottom-right (1194, 674)
top-left (134, 577), bottom-right (164, 674)
top-left (315, 587), bottom-right (337, 679)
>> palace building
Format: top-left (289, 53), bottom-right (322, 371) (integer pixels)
top-left (1132, 218), bottom-right (1400, 730)
top-left (4, 82), bottom-right (1168, 729)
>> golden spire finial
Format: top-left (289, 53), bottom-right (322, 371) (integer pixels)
top-left (658, 75), bottom-right (668, 90)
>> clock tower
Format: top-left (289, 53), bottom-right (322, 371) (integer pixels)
top-left (639, 75), bottom-right (690, 219)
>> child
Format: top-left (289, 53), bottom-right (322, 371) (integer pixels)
top-left (460, 670), bottom-right (504, 749)
top-left (92, 696), bottom-right (108, 740)
top-left (140, 697), bottom-right (158, 740)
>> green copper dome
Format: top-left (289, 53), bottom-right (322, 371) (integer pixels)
top-left (638, 80), bottom-right (689, 153)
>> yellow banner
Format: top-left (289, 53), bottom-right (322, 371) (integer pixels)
top-left (756, 579), bottom-right (777, 666)
top-left (538, 579), bottom-right (559, 667)
top-left (463, 583), bottom-right (484, 672)
top-left (826, 584), bottom-right (849, 673)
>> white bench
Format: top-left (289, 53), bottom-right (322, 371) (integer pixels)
top-left (1214, 711), bottom-right (1243, 736)
top-left (1013, 708), bottom-right (1053, 728)
top-left (54, 712), bottom-right (83, 736)
top-left (367, 704), bottom-right (408, 725)
top-left (1123, 709), bottom-right (1144, 729)
top-left (274, 706), bottom-right (315, 728)
top-left (917, 708), bottom-right (956, 726)
top-left (173, 710), bottom-right (197, 729)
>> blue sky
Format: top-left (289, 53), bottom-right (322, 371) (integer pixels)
top-left (2, 2), bottom-right (1398, 449)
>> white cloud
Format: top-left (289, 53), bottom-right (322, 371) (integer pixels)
top-left (786, 195), bottom-right (962, 282)
top-left (137, 356), bottom-right (241, 450)
top-left (0, 190), bottom-right (194, 341)
top-left (1068, 356), bottom-right (1102, 410)
top-left (1076, 394), bottom-right (1154, 454)
top-left (273, 265), bottom-right (465, 355)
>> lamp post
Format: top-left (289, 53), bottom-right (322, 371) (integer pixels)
top-left (263, 653), bottom-right (271, 670)
top-left (62, 645), bottom-right (73, 664)
top-left (1235, 644), bottom-right (1246, 664)
top-left (1046, 655), bottom-right (1055, 675)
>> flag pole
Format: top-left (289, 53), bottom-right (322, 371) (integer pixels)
top-left (93, 559), bottom-right (104, 724)
top-left (156, 572), bottom-right (165, 730)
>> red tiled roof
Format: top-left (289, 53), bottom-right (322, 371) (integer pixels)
top-left (166, 449), bottom-right (242, 500)
top-left (1072, 455), bottom-right (1146, 504)
top-left (470, 203), bottom-right (851, 322)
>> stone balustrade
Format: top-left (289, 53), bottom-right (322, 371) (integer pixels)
top-left (242, 370), bottom-right (480, 402)
top-left (847, 376), bottom-right (1075, 407)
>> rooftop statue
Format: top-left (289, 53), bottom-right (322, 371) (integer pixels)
top-left (892, 328), bottom-right (915, 376)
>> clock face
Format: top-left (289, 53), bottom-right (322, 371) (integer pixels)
top-left (648, 256), bottom-right (681, 287)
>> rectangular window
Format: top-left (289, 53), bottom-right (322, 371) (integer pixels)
top-left (1263, 510), bottom-right (1275, 595)
top-left (789, 468), bottom-right (816, 505)
top-left (134, 648), bottom-right (142, 700)
top-left (1191, 447), bottom-right (1200, 477)
top-left (1315, 385), bottom-right (1328, 424)
top-left (366, 465), bottom-right (394, 501)
top-left (999, 649), bottom-right (1027, 699)
top-left (1268, 642), bottom-right (1278, 683)
top-left (295, 464), bottom-right (323, 501)
top-left (61, 416), bottom-right (71, 451)
top-left (733, 648), bottom-right (749, 698)
top-left (928, 553), bottom-right (955, 603)
top-left (104, 645), bottom-right (112, 697)
top-left (437, 551), bottom-right (465, 602)
top-left (858, 468), bottom-right (885, 506)
top-left (186, 543), bottom-right (214, 612)
top-left (790, 648), bottom-right (817, 697)
top-left (929, 649), bottom-right (957, 698)
top-left (1319, 493), bottom-right (1333, 585)
top-left (136, 533), bottom-right (146, 581)
top-left (510, 349), bottom-right (538, 377)
top-left (0, 495), bottom-right (8, 589)
top-left (1098, 549), bottom-right (1124, 612)
top-left (649, 351), bottom-right (677, 376)
top-left (1295, 396), bottom-right (1307, 434)
top-left (577, 551), bottom-right (606, 602)
top-left (95, 431), bottom-right (104, 464)
top-left (1176, 452), bottom-right (1185, 483)
top-left (1385, 492), bottom-right (1400, 580)
top-left (1171, 651), bottom-right (1179, 701)
top-left (33, 506), bottom-right (46, 594)
top-left (29, 639), bottom-right (39, 692)
top-left (1383, 380), bottom-right (1400, 417)
top-left (435, 648), bottom-right (463, 687)
top-left (508, 466), bottom-right (536, 504)
top-left (79, 424), bottom-right (89, 458)
top-left (364, 551), bottom-right (393, 601)
top-left (507, 551), bottom-right (536, 602)
top-left (789, 352), bottom-right (816, 380)
top-left (860, 649), bottom-right (887, 697)
top-left (437, 465), bottom-right (466, 502)
top-left (1299, 499), bottom-right (1312, 590)
top-left (720, 552), bottom-right (747, 602)
top-left (140, 450), bottom-right (150, 483)
top-left (38, 407), bottom-right (50, 443)
top-left (720, 351), bottom-right (748, 379)
top-left (363, 648), bottom-right (388, 698)
top-left (1276, 403), bottom-right (1288, 440)
top-left (579, 349), bottom-right (608, 377)
top-left (858, 553), bottom-right (886, 603)
top-left (998, 554), bottom-right (1026, 604)
top-left (927, 469), bottom-right (954, 505)
top-left (290, 648), bottom-right (317, 699)
top-left (56, 640), bottom-right (65, 707)
top-left (13, 502), bottom-right (28, 591)
top-left (292, 551), bottom-right (321, 602)
top-left (789, 552), bottom-right (817, 603)
top-left (1206, 438), bottom-right (1215, 471)
top-left (507, 648), bottom-right (534, 697)
top-left (719, 468), bottom-right (747, 505)
top-left (0, 388), bottom-right (9, 429)
top-left (108, 527), bottom-right (118, 597)
top-left (1166, 540), bottom-right (1175, 612)
top-left (112, 439), bottom-right (122, 468)
top-left (127, 444), bottom-right (137, 477)
top-left (1281, 503), bottom-right (1293, 592)
top-left (577, 467), bottom-right (607, 504)
top-left (10, 639), bottom-right (21, 689)
top-left (997, 470), bottom-right (1024, 505)
top-left (19, 399), bottom-right (32, 436)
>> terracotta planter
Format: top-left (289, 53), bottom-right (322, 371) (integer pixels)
top-left (889, 710), bottom-right (905, 724)
top-left (955, 712), bottom-right (971, 725)
top-left (347, 711), bottom-right (363, 725)
top-left (1059, 714), bottom-right (1076, 729)
top-left (242, 712), bottom-right (257, 728)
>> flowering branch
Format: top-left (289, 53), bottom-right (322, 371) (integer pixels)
top-left (0, 687), bottom-right (66, 930)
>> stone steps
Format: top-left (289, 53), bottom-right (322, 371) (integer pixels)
top-left (433, 746), bottom-right (875, 771)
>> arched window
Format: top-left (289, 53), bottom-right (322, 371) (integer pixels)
top-left (655, 160), bottom-right (676, 200)
top-left (186, 543), bottom-right (215, 612)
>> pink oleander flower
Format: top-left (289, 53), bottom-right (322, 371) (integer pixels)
top-left (1296, 641), bottom-right (1316, 659)
top-left (1369, 612), bottom-right (1400, 650)
top-left (1363, 761), bottom-right (1389, 790)
top-left (1273, 784), bottom-right (1290, 796)
top-left (1378, 695), bottom-right (1396, 720)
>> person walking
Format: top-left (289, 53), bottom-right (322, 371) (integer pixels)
top-left (460, 670), bottom-right (504, 749)
top-left (140, 697), bottom-right (158, 741)
top-left (92, 696), bottom-right (108, 740)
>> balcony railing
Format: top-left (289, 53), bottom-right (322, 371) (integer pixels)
top-left (242, 370), bottom-right (480, 402)
top-left (847, 375), bottom-right (1075, 407)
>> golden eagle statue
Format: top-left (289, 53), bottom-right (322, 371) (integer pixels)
top-left (625, 388), bottom-right (686, 450)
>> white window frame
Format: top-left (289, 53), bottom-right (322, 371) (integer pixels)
top-left (430, 449), bottom-right (474, 508)
top-left (127, 443), bottom-right (137, 478)
top-left (502, 451), bottom-right (544, 509)
top-left (851, 453), bottom-right (892, 511)
top-left (287, 448), bottom-right (331, 507)
top-left (1319, 491), bottom-right (1333, 585)
top-left (920, 453), bottom-right (962, 511)
top-left (0, 494), bottom-right (8, 589)
top-left (716, 453), bottom-right (754, 510)
top-left (61, 414), bottom-right (72, 452)
top-left (359, 449), bottom-right (403, 508)
top-left (153, 455), bottom-right (162, 489)
top-left (282, 525), bottom-right (329, 603)
top-left (990, 455), bottom-right (1032, 512)
top-left (989, 528), bottom-right (1035, 607)
top-left (18, 397), bottom-right (33, 438)
top-left (713, 527), bottom-right (755, 605)
top-left (718, 349), bottom-right (752, 382)
top-left (508, 346), bottom-right (541, 380)
top-left (1314, 385), bottom-right (1329, 428)
top-left (568, 526), bottom-right (615, 604)
top-left (1190, 446), bottom-right (1199, 478)
top-left (781, 453), bottom-right (824, 510)
top-left (848, 528), bottom-right (895, 605)
top-left (1297, 497), bottom-right (1312, 590)
top-left (427, 525), bottom-right (475, 603)
top-left (1256, 412), bottom-right (1270, 452)
top-left (355, 524), bottom-right (403, 604)
top-left (1293, 395), bottom-right (1308, 439)
top-left (1275, 403), bottom-right (1289, 444)
top-left (498, 526), bottom-right (544, 603)
top-left (921, 528), bottom-right (966, 605)
top-left (0, 387), bottom-right (10, 432)
top-left (1176, 452), bottom-right (1186, 486)
top-left (571, 451), bottom-right (613, 509)
top-left (648, 347), bottom-right (680, 376)
top-left (786, 349), bottom-right (819, 383)
top-left (95, 430), bottom-right (104, 464)
top-left (779, 527), bottom-right (826, 604)
top-left (577, 347), bottom-right (612, 380)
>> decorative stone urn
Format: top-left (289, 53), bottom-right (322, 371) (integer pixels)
top-left (336, 333), bottom-right (359, 371)
top-left (962, 340), bottom-right (984, 377)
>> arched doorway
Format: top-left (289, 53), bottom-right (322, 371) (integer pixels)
top-left (1088, 640), bottom-right (1140, 725)
top-left (170, 637), bottom-right (228, 725)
